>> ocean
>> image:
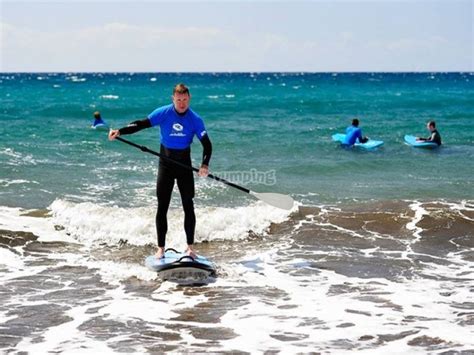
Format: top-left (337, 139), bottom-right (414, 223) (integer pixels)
top-left (0, 72), bottom-right (473, 353)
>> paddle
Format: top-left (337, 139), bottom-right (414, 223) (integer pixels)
top-left (114, 136), bottom-right (294, 210)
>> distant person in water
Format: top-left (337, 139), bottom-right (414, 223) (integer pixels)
top-left (342, 118), bottom-right (369, 146)
top-left (92, 111), bottom-right (107, 128)
top-left (416, 120), bottom-right (441, 146)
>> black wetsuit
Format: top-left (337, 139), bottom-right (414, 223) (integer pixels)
top-left (118, 115), bottom-right (212, 247)
top-left (419, 130), bottom-right (442, 146)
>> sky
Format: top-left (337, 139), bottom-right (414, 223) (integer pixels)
top-left (0, 0), bottom-right (472, 72)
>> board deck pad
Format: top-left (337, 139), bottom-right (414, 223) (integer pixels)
top-left (145, 249), bottom-right (216, 281)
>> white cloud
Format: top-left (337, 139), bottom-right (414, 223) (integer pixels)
top-left (1, 22), bottom-right (228, 71)
top-left (386, 36), bottom-right (448, 52)
top-left (0, 21), bottom-right (325, 71)
top-left (0, 20), bottom-right (471, 72)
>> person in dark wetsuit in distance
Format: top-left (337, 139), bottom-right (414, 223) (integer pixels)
top-left (108, 84), bottom-right (212, 259)
top-left (416, 120), bottom-right (442, 146)
top-left (342, 118), bottom-right (369, 147)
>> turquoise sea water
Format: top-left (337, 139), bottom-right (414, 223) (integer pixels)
top-left (1, 73), bottom-right (473, 353)
top-left (1, 72), bottom-right (473, 209)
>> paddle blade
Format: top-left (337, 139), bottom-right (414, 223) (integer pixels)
top-left (250, 192), bottom-right (294, 210)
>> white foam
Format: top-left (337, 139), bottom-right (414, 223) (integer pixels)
top-left (0, 147), bottom-right (22, 159)
top-left (218, 246), bottom-right (473, 353)
top-left (0, 247), bottom-right (24, 269)
top-left (68, 76), bottom-right (86, 82)
top-left (49, 199), bottom-right (155, 246)
top-left (405, 201), bottom-right (426, 248)
top-left (49, 199), bottom-right (290, 249)
top-left (0, 179), bottom-right (39, 187)
top-left (445, 200), bottom-right (474, 220)
top-left (100, 94), bottom-right (119, 100)
top-left (0, 147), bottom-right (37, 166)
top-left (194, 201), bottom-right (290, 242)
top-left (79, 259), bottom-right (156, 285)
top-left (16, 302), bottom-right (121, 354)
top-left (0, 206), bottom-right (74, 244)
top-left (2, 200), bottom-right (472, 353)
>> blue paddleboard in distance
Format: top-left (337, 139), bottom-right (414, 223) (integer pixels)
top-left (404, 135), bottom-right (438, 149)
top-left (332, 133), bottom-right (384, 150)
top-left (145, 248), bottom-right (216, 281)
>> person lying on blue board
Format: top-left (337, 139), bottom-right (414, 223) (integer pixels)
top-left (342, 118), bottom-right (369, 147)
top-left (92, 111), bottom-right (107, 128)
top-left (416, 120), bottom-right (442, 146)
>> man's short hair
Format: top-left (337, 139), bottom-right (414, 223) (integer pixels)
top-left (352, 118), bottom-right (360, 127)
top-left (428, 120), bottom-right (436, 128)
top-left (173, 83), bottom-right (190, 96)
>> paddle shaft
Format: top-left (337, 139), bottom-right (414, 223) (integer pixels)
top-left (115, 136), bottom-right (250, 194)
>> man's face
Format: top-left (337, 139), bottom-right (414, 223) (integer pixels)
top-left (427, 123), bottom-right (434, 132)
top-left (172, 93), bottom-right (190, 114)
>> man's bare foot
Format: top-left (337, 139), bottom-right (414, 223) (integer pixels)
top-left (186, 247), bottom-right (197, 259)
top-left (155, 247), bottom-right (165, 259)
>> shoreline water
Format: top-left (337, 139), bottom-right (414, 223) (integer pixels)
top-left (0, 198), bottom-right (473, 353)
top-left (1, 72), bottom-right (473, 352)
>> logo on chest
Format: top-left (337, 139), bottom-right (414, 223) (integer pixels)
top-left (170, 122), bottom-right (186, 137)
top-left (172, 123), bottom-right (183, 132)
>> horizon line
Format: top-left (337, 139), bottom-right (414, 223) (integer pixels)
top-left (1, 71), bottom-right (473, 74)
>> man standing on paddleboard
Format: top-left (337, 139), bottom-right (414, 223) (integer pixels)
top-left (108, 84), bottom-right (212, 259)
